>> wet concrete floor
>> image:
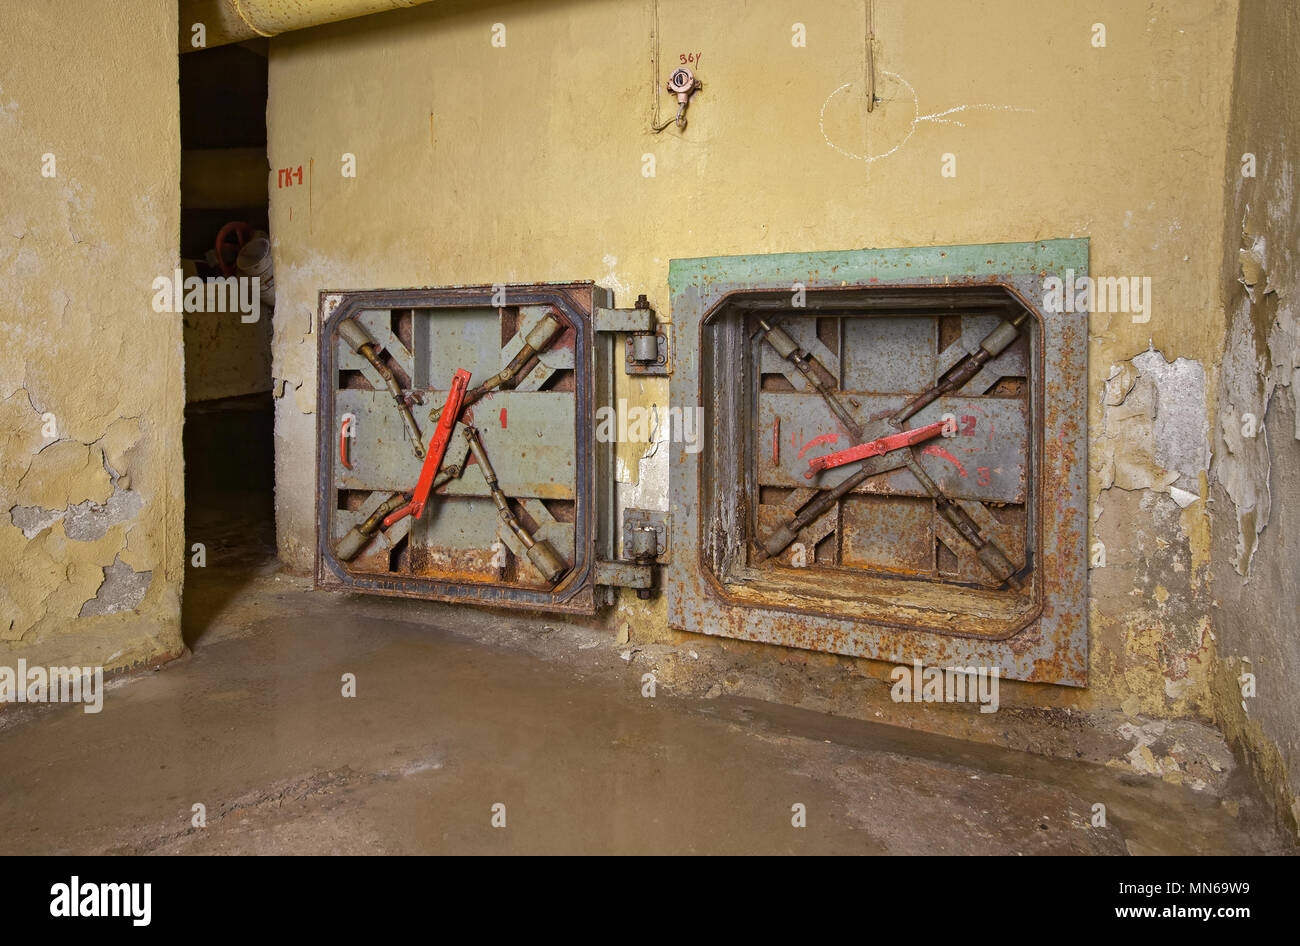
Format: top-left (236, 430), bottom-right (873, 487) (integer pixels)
top-left (0, 556), bottom-right (1290, 855)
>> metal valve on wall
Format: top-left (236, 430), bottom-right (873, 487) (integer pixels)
top-left (654, 66), bottom-right (702, 131)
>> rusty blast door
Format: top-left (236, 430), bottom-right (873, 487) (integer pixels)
top-left (665, 241), bottom-right (1089, 686)
top-left (311, 242), bottom-right (1088, 687)
top-left (315, 283), bottom-right (615, 614)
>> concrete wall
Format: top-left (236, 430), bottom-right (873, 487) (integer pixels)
top-left (267, 1), bottom-right (1242, 732)
top-left (1209, 0), bottom-right (1300, 832)
top-left (183, 297), bottom-right (273, 403)
top-left (0, 1), bottom-right (185, 671)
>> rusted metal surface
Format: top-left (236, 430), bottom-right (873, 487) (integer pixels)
top-left (594, 559), bottom-right (653, 589)
top-left (315, 283), bottom-right (602, 615)
top-left (840, 495), bottom-right (934, 572)
top-left (622, 508), bottom-right (668, 559)
top-left (665, 240), bottom-right (1089, 686)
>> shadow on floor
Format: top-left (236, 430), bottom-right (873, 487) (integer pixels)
top-left (182, 392), bottom-right (278, 650)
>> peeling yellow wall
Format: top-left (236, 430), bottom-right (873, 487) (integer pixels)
top-left (267, 0), bottom-right (1238, 721)
top-left (1208, 0), bottom-right (1300, 833)
top-left (0, 1), bottom-right (185, 671)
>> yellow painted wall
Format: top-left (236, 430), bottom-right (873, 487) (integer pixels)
top-left (0, 1), bottom-right (185, 670)
top-left (267, 0), bottom-right (1238, 721)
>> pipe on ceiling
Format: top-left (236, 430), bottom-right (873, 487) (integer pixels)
top-left (179, 0), bottom-right (436, 53)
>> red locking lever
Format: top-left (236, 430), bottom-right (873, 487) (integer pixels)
top-left (805, 420), bottom-right (948, 478)
top-left (382, 369), bottom-right (472, 527)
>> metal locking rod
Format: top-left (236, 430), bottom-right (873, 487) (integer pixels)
top-left (335, 492), bottom-right (409, 562)
top-left (894, 449), bottom-right (1022, 590)
top-left (337, 316), bottom-right (426, 460)
top-left (806, 420), bottom-right (947, 478)
top-left (429, 312), bottom-right (563, 423)
top-left (756, 315), bottom-right (1025, 587)
top-left (336, 463), bottom-right (468, 563)
top-left (757, 318), bottom-right (861, 437)
top-left (377, 465), bottom-right (467, 531)
top-left (462, 426), bottom-right (569, 585)
top-left (890, 310), bottom-right (1029, 427)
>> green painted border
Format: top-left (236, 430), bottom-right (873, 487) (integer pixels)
top-left (668, 238), bottom-right (1089, 291)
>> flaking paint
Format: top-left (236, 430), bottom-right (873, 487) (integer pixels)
top-left (0, 1), bottom-right (184, 671)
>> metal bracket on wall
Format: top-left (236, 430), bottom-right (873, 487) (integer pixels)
top-left (594, 559), bottom-right (653, 590)
top-left (624, 328), bottom-right (669, 376)
top-left (595, 295), bottom-right (671, 376)
top-left (623, 508), bottom-right (668, 560)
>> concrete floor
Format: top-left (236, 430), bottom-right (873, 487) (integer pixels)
top-left (0, 554), bottom-right (1290, 854)
top-left (0, 403), bottom-right (1290, 856)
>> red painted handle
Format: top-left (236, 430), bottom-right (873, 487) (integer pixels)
top-left (805, 420), bottom-right (948, 477)
top-left (339, 416), bottom-right (354, 470)
top-left (407, 369), bottom-right (472, 520)
top-left (382, 501), bottom-right (416, 529)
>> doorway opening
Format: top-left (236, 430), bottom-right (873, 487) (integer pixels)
top-left (178, 40), bottom-right (276, 648)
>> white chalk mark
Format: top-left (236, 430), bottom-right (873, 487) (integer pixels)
top-left (918, 102), bottom-right (1032, 124)
top-left (819, 70), bottom-right (1032, 164)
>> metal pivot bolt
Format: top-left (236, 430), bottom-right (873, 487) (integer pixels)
top-left (631, 333), bottom-right (660, 364)
top-left (628, 524), bottom-right (660, 599)
top-left (628, 526), bottom-right (658, 560)
top-left (624, 507), bottom-right (667, 599)
top-left (628, 294), bottom-right (660, 366)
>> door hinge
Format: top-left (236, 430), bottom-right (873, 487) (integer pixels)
top-left (595, 294), bottom-right (670, 376)
top-left (595, 559), bottom-right (654, 592)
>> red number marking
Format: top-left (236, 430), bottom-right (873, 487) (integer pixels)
top-left (797, 432), bottom-right (840, 460)
top-left (921, 444), bottom-right (968, 477)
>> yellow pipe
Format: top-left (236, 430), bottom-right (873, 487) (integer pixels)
top-left (180, 0), bottom-right (435, 53)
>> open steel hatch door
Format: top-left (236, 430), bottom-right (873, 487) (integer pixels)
top-left (665, 241), bottom-right (1090, 686)
top-left (315, 282), bottom-right (616, 614)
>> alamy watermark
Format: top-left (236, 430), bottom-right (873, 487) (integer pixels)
top-left (0, 660), bottom-right (103, 714)
top-left (890, 658), bottom-right (1000, 713)
top-left (151, 270), bottom-right (261, 323)
top-left (594, 399), bottom-right (703, 454)
top-left (1042, 269), bottom-right (1152, 323)
top-left (50, 877), bottom-right (150, 926)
